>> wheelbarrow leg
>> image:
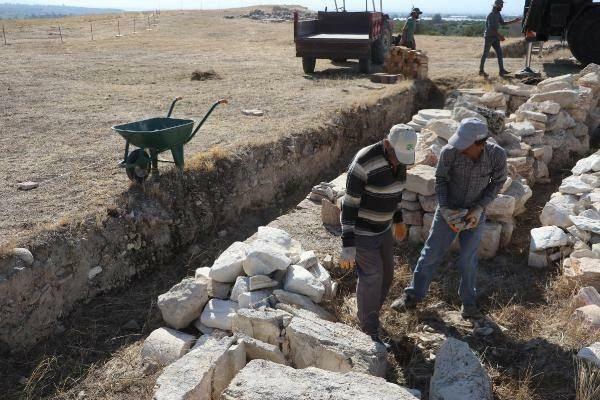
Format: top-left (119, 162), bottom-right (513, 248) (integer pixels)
top-left (150, 149), bottom-right (160, 179)
top-left (171, 144), bottom-right (185, 169)
top-left (119, 140), bottom-right (130, 167)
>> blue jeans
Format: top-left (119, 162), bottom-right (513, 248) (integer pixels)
top-left (480, 36), bottom-right (504, 72)
top-left (405, 207), bottom-right (485, 306)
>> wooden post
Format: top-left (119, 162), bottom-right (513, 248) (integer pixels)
top-left (90, 22), bottom-right (94, 40)
top-left (147, 14), bottom-right (152, 30)
top-left (133, 17), bottom-right (136, 34)
top-left (2, 25), bottom-right (6, 45)
top-left (58, 25), bottom-right (63, 43)
top-left (117, 18), bottom-right (122, 37)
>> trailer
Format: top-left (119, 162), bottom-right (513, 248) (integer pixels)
top-left (293, 3), bottom-right (393, 74)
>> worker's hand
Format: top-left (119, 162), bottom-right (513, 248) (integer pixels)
top-left (339, 247), bottom-right (356, 270)
top-left (499, 34), bottom-right (506, 42)
top-left (393, 223), bottom-right (408, 242)
top-left (465, 206), bottom-right (484, 229)
top-left (440, 207), bottom-right (467, 225)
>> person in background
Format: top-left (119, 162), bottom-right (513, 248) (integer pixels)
top-left (339, 125), bottom-right (417, 346)
top-left (479, 0), bottom-right (522, 77)
top-left (391, 118), bottom-right (507, 320)
top-left (399, 7), bottom-right (423, 50)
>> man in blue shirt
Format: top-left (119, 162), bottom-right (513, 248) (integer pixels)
top-left (479, 0), bottom-right (522, 77)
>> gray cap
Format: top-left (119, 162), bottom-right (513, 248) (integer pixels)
top-left (448, 118), bottom-right (488, 150)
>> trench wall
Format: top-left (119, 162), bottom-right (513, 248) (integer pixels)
top-left (0, 80), bottom-right (436, 351)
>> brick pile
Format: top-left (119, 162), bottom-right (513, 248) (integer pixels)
top-left (383, 46), bottom-right (429, 80)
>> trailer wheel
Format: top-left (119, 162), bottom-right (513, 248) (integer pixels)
top-left (372, 28), bottom-right (392, 64)
top-left (302, 57), bottom-right (316, 73)
top-left (359, 57), bottom-right (372, 74)
top-left (567, 6), bottom-right (600, 66)
top-left (125, 149), bottom-right (151, 184)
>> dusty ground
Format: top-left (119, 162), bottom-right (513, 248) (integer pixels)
top-left (0, 6), bottom-right (570, 247)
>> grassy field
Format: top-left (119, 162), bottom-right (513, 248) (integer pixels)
top-left (0, 6), bottom-right (564, 247)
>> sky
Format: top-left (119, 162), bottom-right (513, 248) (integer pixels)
top-left (2, 0), bottom-right (525, 15)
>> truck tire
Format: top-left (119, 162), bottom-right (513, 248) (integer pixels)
top-left (372, 28), bottom-right (392, 64)
top-left (302, 57), bottom-right (316, 73)
top-left (359, 57), bottom-right (372, 74)
top-left (567, 6), bottom-right (600, 66)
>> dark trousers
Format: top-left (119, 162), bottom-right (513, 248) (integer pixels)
top-left (480, 37), bottom-right (504, 72)
top-left (355, 229), bottom-right (394, 336)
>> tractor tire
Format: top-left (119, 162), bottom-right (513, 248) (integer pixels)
top-left (567, 6), bottom-right (600, 66)
top-left (359, 57), bottom-right (372, 74)
top-left (372, 28), bottom-right (392, 64)
top-left (302, 57), bottom-right (316, 73)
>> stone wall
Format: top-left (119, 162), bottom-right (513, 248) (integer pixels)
top-left (0, 81), bottom-right (435, 351)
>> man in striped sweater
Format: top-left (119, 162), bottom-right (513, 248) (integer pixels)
top-left (340, 124), bottom-right (418, 344)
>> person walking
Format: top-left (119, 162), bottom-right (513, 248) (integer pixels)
top-left (391, 118), bottom-right (507, 319)
top-left (339, 125), bottom-right (417, 345)
top-left (479, 0), bottom-right (522, 77)
top-left (399, 7), bottom-right (423, 50)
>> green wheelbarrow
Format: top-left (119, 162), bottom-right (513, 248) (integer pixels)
top-left (112, 97), bottom-right (227, 183)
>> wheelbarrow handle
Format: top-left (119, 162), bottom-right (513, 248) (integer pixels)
top-left (166, 96), bottom-right (183, 119)
top-left (190, 99), bottom-right (228, 137)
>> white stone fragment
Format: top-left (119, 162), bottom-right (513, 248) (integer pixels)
top-left (231, 276), bottom-right (250, 302)
top-left (530, 226), bottom-right (569, 251)
top-left (200, 299), bottom-right (239, 331)
top-left (158, 278), bottom-right (209, 330)
top-left (249, 275), bottom-right (279, 291)
top-left (142, 327), bottom-right (195, 366)
top-left (284, 264), bottom-right (325, 303)
top-left (243, 244), bottom-right (291, 276)
top-left (209, 241), bottom-right (249, 283)
top-left (297, 250), bottom-right (318, 270)
top-left (238, 290), bottom-right (273, 309)
top-left (577, 342), bottom-right (600, 367)
top-left (273, 289), bottom-right (335, 321)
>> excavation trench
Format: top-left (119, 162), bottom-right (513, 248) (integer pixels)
top-left (0, 80), bottom-right (440, 397)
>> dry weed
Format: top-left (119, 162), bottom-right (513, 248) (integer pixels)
top-left (576, 358), bottom-right (600, 400)
top-left (191, 69), bottom-right (221, 81)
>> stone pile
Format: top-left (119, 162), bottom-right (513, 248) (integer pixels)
top-left (383, 46), bottom-right (429, 80)
top-left (146, 225), bottom-right (422, 399)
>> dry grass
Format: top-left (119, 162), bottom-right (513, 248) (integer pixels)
top-left (576, 358), bottom-right (600, 400)
top-left (190, 69), bottom-right (221, 81)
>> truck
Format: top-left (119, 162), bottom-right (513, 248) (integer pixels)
top-left (293, 3), bottom-right (393, 74)
top-left (522, 0), bottom-right (600, 65)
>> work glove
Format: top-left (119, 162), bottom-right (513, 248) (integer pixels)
top-left (340, 247), bottom-right (356, 270)
top-left (440, 207), bottom-right (469, 233)
top-left (465, 206), bottom-right (484, 229)
top-left (393, 223), bottom-right (408, 242)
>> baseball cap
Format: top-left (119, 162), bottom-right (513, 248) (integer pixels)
top-left (412, 7), bottom-right (423, 14)
top-left (494, 0), bottom-right (504, 7)
top-left (448, 118), bottom-right (489, 151)
top-left (388, 124), bottom-right (418, 164)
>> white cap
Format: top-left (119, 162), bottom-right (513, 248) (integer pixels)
top-left (388, 124), bottom-right (417, 164)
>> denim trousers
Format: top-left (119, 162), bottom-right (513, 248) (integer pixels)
top-left (480, 36), bottom-right (504, 72)
top-left (355, 228), bottom-right (394, 336)
top-left (405, 207), bottom-right (485, 306)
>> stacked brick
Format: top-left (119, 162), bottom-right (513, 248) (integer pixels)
top-left (383, 46), bottom-right (429, 80)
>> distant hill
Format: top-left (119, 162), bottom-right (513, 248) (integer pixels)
top-left (0, 3), bottom-right (122, 19)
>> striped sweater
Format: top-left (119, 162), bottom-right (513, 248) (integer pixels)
top-left (341, 141), bottom-right (407, 248)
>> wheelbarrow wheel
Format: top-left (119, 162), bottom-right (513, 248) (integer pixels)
top-left (125, 149), bottom-right (151, 184)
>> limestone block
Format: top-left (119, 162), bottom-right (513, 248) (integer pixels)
top-left (571, 215), bottom-right (600, 235)
top-left (530, 226), bottom-right (569, 251)
top-left (486, 195), bottom-right (516, 219)
top-left (516, 110), bottom-right (548, 123)
top-left (409, 225), bottom-right (423, 244)
top-left (232, 308), bottom-right (290, 346)
top-left (425, 118), bottom-right (459, 141)
top-left (418, 109), bottom-right (452, 120)
top-left (284, 265), bottom-right (325, 303)
top-left (403, 190), bottom-right (418, 202)
top-left (532, 145), bottom-right (553, 164)
top-left (285, 316), bottom-right (388, 377)
top-left (221, 359), bottom-right (420, 400)
top-left (478, 222), bottom-right (502, 259)
top-left (237, 335), bottom-right (287, 365)
top-left (540, 194), bottom-right (580, 228)
top-left (310, 263), bottom-right (334, 300)
top-left (158, 278), bottom-right (209, 330)
top-left (429, 338), bottom-right (492, 400)
top-left (194, 270), bottom-right (232, 300)
top-left (534, 160), bottom-right (550, 180)
top-left (238, 290), bottom-right (273, 309)
top-left (504, 180), bottom-right (532, 216)
top-left (577, 342), bottom-right (600, 367)
top-left (499, 220), bottom-right (515, 248)
top-left (573, 305), bottom-right (600, 329)
top-left (530, 90), bottom-right (580, 108)
top-left (574, 287), bottom-right (600, 308)
top-left (243, 243), bottom-right (291, 276)
top-left (403, 210), bottom-right (424, 226)
top-left (321, 198), bottom-right (341, 228)
top-left (452, 107), bottom-right (486, 124)
top-left (546, 110), bottom-right (576, 131)
top-left (153, 336), bottom-right (237, 400)
top-left (506, 121), bottom-right (536, 137)
top-left (212, 342), bottom-right (246, 399)
top-left (565, 257), bottom-right (600, 288)
top-left (200, 299), bottom-right (239, 331)
top-left (141, 327), bottom-right (195, 366)
top-left (528, 248), bottom-right (548, 268)
top-left (404, 165), bottom-right (436, 196)
top-left (419, 194), bottom-right (438, 213)
top-left (249, 275), bottom-right (279, 291)
top-left (568, 225), bottom-right (592, 243)
top-left (230, 276), bottom-right (250, 302)
top-left (401, 200), bottom-right (422, 211)
top-left (273, 289), bottom-right (335, 321)
top-left (209, 241), bottom-right (249, 283)
top-left (297, 250), bottom-right (318, 270)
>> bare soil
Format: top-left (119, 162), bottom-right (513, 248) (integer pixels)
top-left (0, 7), bottom-right (574, 247)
